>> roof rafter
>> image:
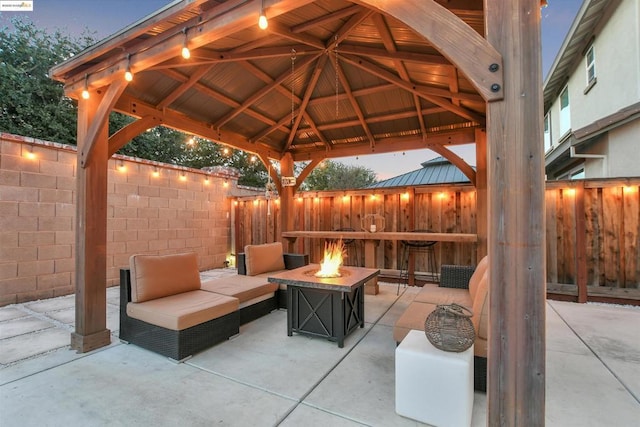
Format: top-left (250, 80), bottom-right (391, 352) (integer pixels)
top-left (156, 64), bottom-right (215, 109)
top-left (341, 54), bottom-right (485, 124)
top-left (335, 55), bottom-right (375, 147)
top-left (285, 54), bottom-right (328, 151)
top-left (371, 13), bottom-right (426, 138)
top-left (213, 52), bottom-right (322, 129)
top-left (291, 4), bottom-right (362, 34)
top-left (158, 68), bottom-right (283, 129)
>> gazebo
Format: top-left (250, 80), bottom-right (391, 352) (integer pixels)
top-left (50, 0), bottom-right (546, 424)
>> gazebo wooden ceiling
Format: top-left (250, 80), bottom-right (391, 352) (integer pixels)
top-left (50, 1), bottom-right (547, 424)
top-left (50, 0), bottom-right (498, 185)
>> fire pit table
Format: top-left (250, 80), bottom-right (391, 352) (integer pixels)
top-left (268, 264), bottom-right (380, 347)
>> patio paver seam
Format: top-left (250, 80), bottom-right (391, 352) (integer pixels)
top-left (547, 302), bottom-right (640, 405)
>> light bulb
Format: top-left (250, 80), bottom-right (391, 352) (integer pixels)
top-left (81, 74), bottom-right (90, 99)
top-left (124, 68), bottom-right (133, 82)
top-left (258, 13), bottom-right (268, 30)
top-left (182, 44), bottom-right (190, 59)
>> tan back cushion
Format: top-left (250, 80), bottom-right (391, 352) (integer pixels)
top-left (468, 255), bottom-right (489, 301)
top-left (244, 242), bottom-right (285, 276)
top-left (471, 270), bottom-right (489, 340)
top-left (129, 252), bottom-right (201, 302)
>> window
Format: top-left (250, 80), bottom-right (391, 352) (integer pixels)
top-left (543, 113), bottom-right (552, 152)
top-left (585, 45), bottom-right (596, 85)
top-left (559, 86), bottom-right (571, 136)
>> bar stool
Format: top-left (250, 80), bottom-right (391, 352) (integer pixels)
top-left (332, 227), bottom-right (361, 266)
top-left (398, 230), bottom-right (438, 294)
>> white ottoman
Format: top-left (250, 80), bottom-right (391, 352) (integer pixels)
top-left (396, 330), bottom-right (474, 427)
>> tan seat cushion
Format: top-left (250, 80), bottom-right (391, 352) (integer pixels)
top-left (393, 298), bottom-right (488, 357)
top-left (256, 269), bottom-right (288, 289)
top-left (127, 290), bottom-right (239, 331)
top-left (468, 255), bottom-right (488, 302)
top-left (244, 242), bottom-right (285, 276)
top-left (201, 275), bottom-right (278, 303)
top-left (129, 252), bottom-right (201, 303)
top-left (414, 283), bottom-right (472, 308)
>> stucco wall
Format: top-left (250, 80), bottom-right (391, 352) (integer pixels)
top-left (0, 133), bottom-right (234, 306)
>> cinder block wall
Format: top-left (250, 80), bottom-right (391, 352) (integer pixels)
top-left (0, 133), bottom-right (234, 306)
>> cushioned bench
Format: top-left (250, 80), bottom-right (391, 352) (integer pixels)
top-left (120, 252), bottom-right (240, 361)
top-left (236, 242), bottom-right (309, 309)
top-left (202, 242), bottom-right (309, 322)
top-left (393, 256), bottom-right (489, 391)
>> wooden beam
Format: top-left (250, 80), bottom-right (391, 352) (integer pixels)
top-left (340, 54), bottom-right (485, 124)
top-left (267, 21), bottom-right (326, 50)
top-left (158, 68), bottom-right (280, 128)
top-left (425, 143), bottom-right (476, 186)
top-left (358, 0), bottom-right (503, 102)
top-left (63, 0), bottom-right (316, 95)
top-left (294, 158), bottom-right (323, 193)
top-left (80, 80), bottom-right (127, 168)
top-left (72, 90), bottom-right (111, 353)
top-left (149, 45), bottom-right (320, 70)
top-left (335, 56), bottom-right (375, 147)
top-left (156, 64), bottom-right (215, 109)
top-left (485, 0), bottom-right (546, 424)
top-left (213, 53), bottom-right (321, 129)
top-left (300, 106), bottom-right (447, 133)
top-left (326, 9), bottom-right (374, 50)
top-left (290, 129), bottom-right (475, 161)
top-left (291, 4), bottom-right (362, 33)
top-left (337, 44), bottom-right (452, 66)
top-left (285, 55), bottom-right (328, 151)
top-left (108, 115), bottom-right (163, 156)
top-left (475, 128), bottom-right (487, 260)
top-left (114, 93), bottom-right (284, 159)
top-left (371, 13), bottom-right (427, 138)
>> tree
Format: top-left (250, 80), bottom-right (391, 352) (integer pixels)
top-left (0, 18), bottom-right (276, 188)
top-left (0, 17), bottom-right (95, 143)
top-left (302, 160), bottom-right (377, 190)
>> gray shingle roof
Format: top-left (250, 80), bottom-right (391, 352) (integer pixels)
top-left (368, 157), bottom-right (472, 188)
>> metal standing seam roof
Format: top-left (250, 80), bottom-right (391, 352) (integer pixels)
top-left (368, 156), bottom-right (472, 188)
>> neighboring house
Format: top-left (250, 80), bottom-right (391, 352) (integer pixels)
top-left (368, 157), bottom-right (471, 189)
top-left (543, 0), bottom-right (640, 180)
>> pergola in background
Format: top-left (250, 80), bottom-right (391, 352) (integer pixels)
top-left (50, 0), bottom-right (546, 423)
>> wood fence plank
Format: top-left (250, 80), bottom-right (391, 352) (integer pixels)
top-left (545, 189), bottom-right (558, 284)
top-left (623, 186), bottom-right (639, 288)
top-left (603, 187), bottom-right (622, 287)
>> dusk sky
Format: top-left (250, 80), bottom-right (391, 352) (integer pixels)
top-left (1, 0), bottom-right (584, 179)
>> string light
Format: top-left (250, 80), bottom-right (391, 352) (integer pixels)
top-left (179, 171), bottom-right (187, 181)
top-left (124, 54), bottom-right (133, 82)
top-left (223, 179), bottom-right (229, 188)
top-left (25, 144), bottom-right (36, 159)
top-left (250, 155), bottom-right (257, 163)
top-left (181, 28), bottom-right (191, 59)
top-left (204, 176), bottom-right (210, 185)
top-left (152, 166), bottom-right (160, 177)
top-left (81, 74), bottom-right (90, 100)
top-left (118, 160), bottom-right (126, 172)
top-left (258, 0), bottom-right (268, 30)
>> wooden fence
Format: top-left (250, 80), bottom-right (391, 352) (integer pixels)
top-left (232, 178), bottom-right (640, 302)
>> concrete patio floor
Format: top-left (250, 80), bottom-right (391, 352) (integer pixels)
top-left (1, 269), bottom-right (639, 426)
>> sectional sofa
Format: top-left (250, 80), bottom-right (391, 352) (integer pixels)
top-left (119, 242), bottom-right (308, 361)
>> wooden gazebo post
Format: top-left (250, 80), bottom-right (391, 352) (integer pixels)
top-left (71, 92), bottom-right (112, 352)
top-left (485, 0), bottom-right (546, 424)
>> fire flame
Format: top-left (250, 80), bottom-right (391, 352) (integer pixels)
top-left (315, 239), bottom-right (345, 278)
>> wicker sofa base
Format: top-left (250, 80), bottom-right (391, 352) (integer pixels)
top-left (120, 269), bottom-right (240, 361)
top-left (239, 296), bottom-right (278, 325)
top-left (474, 356), bottom-right (487, 392)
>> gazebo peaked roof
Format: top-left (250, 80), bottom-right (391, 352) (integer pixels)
top-left (50, 0), bottom-right (496, 175)
top-left (369, 156), bottom-right (473, 188)
top-left (50, 1), bottom-right (548, 424)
